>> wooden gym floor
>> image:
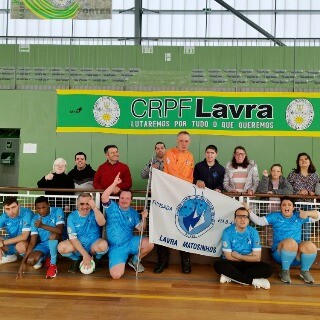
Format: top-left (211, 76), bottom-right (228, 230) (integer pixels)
top-left (1, 257), bottom-right (320, 320)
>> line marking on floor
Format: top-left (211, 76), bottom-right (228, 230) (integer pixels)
top-left (0, 289), bottom-right (320, 306)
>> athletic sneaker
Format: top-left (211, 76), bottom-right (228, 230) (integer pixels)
top-left (300, 270), bottom-right (314, 284)
top-left (46, 264), bottom-right (57, 279)
top-left (252, 278), bottom-right (271, 289)
top-left (33, 259), bottom-right (43, 270)
top-left (0, 254), bottom-right (17, 264)
top-left (128, 258), bottom-right (145, 273)
top-left (68, 260), bottom-right (80, 273)
top-left (93, 256), bottom-right (102, 272)
top-left (220, 274), bottom-right (232, 283)
top-left (279, 270), bottom-right (291, 284)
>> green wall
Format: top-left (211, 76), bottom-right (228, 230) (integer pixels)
top-left (1, 44), bottom-right (318, 71)
top-left (1, 90), bottom-right (320, 191)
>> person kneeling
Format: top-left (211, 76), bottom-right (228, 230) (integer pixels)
top-left (247, 197), bottom-right (319, 284)
top-left (58, 193), bottom-right (108, 274)
top-left (16, 196), bottom-right (64, 279)
top-left (214, 207), bottom-right (273, 289)
top-left (101, 173), bottom-right (154, 280)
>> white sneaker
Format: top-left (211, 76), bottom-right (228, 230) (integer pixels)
top-left (0, 254), bottom-right (17, 264)
top-left (33, 260), bottom-right (42, 270)
top-left (220, 274), bottom-right (232, 283)
top-left (252, 278), bottom-right (270, 289)
top-left (128, 258), bottom-right (145, 273)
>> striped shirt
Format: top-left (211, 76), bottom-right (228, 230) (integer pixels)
top-left (232, 167), bottom-right (248, 192)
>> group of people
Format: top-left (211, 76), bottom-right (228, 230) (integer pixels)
top-left (1, 188), bottom-right (153, 280)
top-left (0, 131), bottom-right (319, 289)
top-left (36, 136), bottom-right (320, 203)
top-left (37, 147), bottom-right (132, 198)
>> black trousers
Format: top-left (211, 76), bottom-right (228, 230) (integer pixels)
top-left (156, 245), bottom-right (190, 263)
top-left (214, 259), bottom-right (273, 284)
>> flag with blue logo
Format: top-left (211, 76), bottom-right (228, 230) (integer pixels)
top-left (149, 169), bottom-right (241, 257)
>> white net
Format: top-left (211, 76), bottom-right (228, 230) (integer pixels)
top-left (1, 193), bottom-right (319, 249)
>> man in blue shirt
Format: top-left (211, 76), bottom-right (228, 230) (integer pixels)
top-left (58, 192), bottom-right (108, 274)
top-left (248, 196), bottom-right (319, 284)
top-left (16, 196), bottom-right (65, 279)
top-left (214, 206), bottom-right (273, 289)
top-left (0, 196), bottom-right (33, 264)
top-left (101, 173), bottom-right (154, 279)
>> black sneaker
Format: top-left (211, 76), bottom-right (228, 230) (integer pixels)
top-left (68, 260), bottom-right (80, 273)
top-left (153, 261), bottom-right (169, 274)
top-left (93, 256), bottom-right (102, 272)
top-left (181, 258), bottom-right (191, 274)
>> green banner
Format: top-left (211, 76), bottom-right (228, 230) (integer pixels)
top-left (56, 90), bottom-right (320, 136)
top-left (11, 0), bottom-right (111, 20)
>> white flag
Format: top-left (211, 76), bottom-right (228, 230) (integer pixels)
top-left (149, 169), bottom-right (241, 257)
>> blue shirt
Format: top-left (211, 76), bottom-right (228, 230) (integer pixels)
top-left (103, 200), bottom-right (141, 247)
top-left (222, 224), bottom-right (261, 257)
top-left (31, 207), bottom-right (64, 242)
top-left (264, 210), bottom-right (310, 251)
top-left (0, 207), bottom-right (33, 238)
top-left (67, 209), bottom-right (101, 243)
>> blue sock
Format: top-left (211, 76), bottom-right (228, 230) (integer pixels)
top-left (37, 256), bottom-right (44, 264)
top-left (132, 255), bottom-right (138, 263)
top-left (280, 250), bottom-right (296, 270)
top-left (48, 240), bottom-right (58, 265)
top-left (95, 249), bottom-right (108, 260)
top-left (301, 253), bottom-right (317, 271)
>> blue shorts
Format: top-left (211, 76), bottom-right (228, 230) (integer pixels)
top-left (33, 241), bottom-right (50, 257)
top-left (73, 238), bottom-right (100, 258)
top-left (7, 244), bottom-right (17, 255)
top-left (271, 249), bottom-right (301, 267)
top-left (2, 237), bottom-right (17, 255)
top-left (108, 236), bottom-right (140, 269)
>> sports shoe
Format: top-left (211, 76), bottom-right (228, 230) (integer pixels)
top-left (0, 254), bottom-right (17, 264)
top-left (220, 274), bottom-right (232, 283)
top-left (181, 258), bottom-right (191, 274)
top-left (279, 270), bottom-right (291, 284)
top-left (33, 259), bottom-right (43, 269)
top-left (252, 278), bottom-right (271, 289)
top-left (300, 270), bottom-right (314, 284)
top-left (93, 256), bottom-right (102, 272)
top-left (46, 264), bottom-right (57, 279)
top-left (68, 260), bottom-right (81, 273)
top-left (128, 258), bottom-right (145, 273)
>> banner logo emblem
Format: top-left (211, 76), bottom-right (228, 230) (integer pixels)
top-left (93, 96), bottom-right (120, 127)
top-left (286, 99), bottom-right (314, 130)
top-left (175, 193), bottom-right (215, 238)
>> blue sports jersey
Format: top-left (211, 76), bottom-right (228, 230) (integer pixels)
top-left (31, 207), bottom-right (64, 242)
top-left (222, 224), bottom-right (261, 257)
top-left (67, 209), bottom-right (101, 244)
top-left (103, 200), bottom-right (141, 247)
top-left (264, 210), bottom-right (310, 251)
top-left (0, 207), bottom-right (33, 238)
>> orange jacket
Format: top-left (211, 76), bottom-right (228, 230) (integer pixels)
top-left (164, 147), bottom-right (194, 183)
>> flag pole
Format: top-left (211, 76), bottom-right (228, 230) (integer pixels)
top-left (136, 152), bottom-right (154, 277)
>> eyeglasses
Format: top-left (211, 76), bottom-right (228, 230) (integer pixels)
top-left (235, 152), bottom-right (246, 156)
top-left (235, 215), bottom-right (249, 219)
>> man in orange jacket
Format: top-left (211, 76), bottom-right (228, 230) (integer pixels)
top-left (154, 131), bottom-right (194, 274)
